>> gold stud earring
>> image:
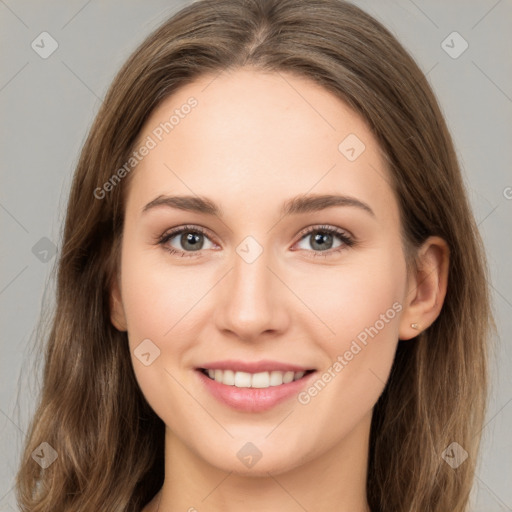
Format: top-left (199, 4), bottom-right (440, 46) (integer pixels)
top-left (411, 323), bottom-right (419, 329)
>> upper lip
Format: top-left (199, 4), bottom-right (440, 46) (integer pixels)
top-left (197, 359), bottom-right (315, 373)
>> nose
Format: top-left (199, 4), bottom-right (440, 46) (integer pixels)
top-left (214, 242), bottom-right (290, 343)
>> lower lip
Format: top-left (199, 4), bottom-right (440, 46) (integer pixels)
top-left (196, 369), bottom-right (316, 412)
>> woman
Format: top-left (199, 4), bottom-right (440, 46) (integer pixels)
top-left (16, 0), bottom-right (494, 511)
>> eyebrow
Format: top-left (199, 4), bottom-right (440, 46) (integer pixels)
top-left (142, 193), bottom-right (375, 219)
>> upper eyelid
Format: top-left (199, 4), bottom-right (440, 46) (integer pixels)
top-left (161, 224), bottom-right (214, 242)
top-left (296, 224), bottom-right (353, 240)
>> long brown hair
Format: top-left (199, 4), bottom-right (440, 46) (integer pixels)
top-left (16, 1), bottom-right (494, 510)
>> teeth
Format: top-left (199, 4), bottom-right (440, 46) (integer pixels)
top-left (283, 371), bottom-right (294, 384)
top-left (234, 371), bottom-right (252, 387)
top-left (203, 369), bottom-right (309, 388)
top-left (222, 369), bottom-right (235, 385)
top-left (251, 372), bottom-right (269, 388)
top-left (269, 371), bottom-right (284, 386)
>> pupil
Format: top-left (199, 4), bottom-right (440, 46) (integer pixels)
top-left (312, 232), bottom-right (332, 251)
top-left (182, 232), bottom-right (203, 251)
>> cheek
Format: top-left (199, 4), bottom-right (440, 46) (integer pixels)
top-left (120, 247), bottom-right (207, 346)
top-left (296, 246), bottom-right (406, 345)
top-left (297, 247), bottom-right (406, 410)
top-left (119, 247), bottom-right (216, 412)
top-left (119, 250), bottom-right (203, 421)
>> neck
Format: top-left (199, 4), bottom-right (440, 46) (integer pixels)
top-left (146, 411), bottom-right (372, 512)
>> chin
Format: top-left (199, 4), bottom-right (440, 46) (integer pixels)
top-left (196, 438), bottom-right (311, 477)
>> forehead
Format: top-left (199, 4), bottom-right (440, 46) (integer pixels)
top-left (127, 68), bottom-right (398, 226)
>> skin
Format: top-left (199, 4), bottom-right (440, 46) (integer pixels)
top-left (110, 68), bottom-right (449, 512)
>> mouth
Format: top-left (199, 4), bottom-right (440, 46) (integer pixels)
top-left (197, 368), bottom-right (316, 388)
top-left (195, 364), bottom-right (318, 412)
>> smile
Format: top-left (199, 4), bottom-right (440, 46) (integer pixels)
top-left (195, 362), bottom-right (318, 412)
top-left (199, 368), bottom-right (315, 388)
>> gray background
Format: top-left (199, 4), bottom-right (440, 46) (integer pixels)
top-left (1, 0), bottom-right (511, 510)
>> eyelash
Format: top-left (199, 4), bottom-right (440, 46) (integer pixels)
top-left (156, 224), bottom-right (356, 259)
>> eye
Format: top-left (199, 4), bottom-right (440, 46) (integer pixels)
top-left (157, 225), bottom-right (217, 258)
top-left (293, 225), bottom-right (355, 258)
top-left (157, 224), bottom-right (355, 259)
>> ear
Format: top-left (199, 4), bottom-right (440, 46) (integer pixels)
top-left (398, 236), bottom-right (450, 340)
top-left (109, 272), bottom-right (127, 332)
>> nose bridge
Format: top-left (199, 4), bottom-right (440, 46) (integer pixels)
top-left (215, 236), bottom-right (286, 339)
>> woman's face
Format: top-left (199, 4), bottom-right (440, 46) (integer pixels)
top-left (111, 68), bottom-right (414, 475)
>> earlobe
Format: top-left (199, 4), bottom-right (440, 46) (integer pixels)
top-left (398, 236), bottom-right (450, 340)
top-left (109, 275), bottom-right (128, 332)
